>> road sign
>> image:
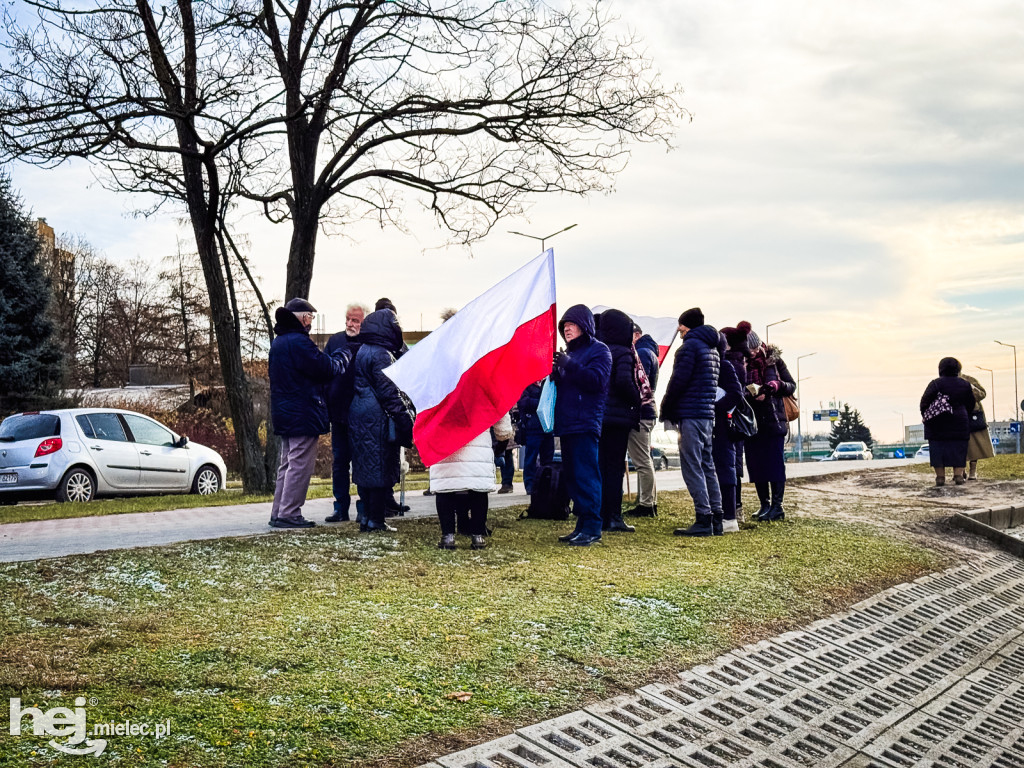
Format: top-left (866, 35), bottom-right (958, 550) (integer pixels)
top-left (1010, 422), bottom-right (1022, 434)
top-left (993, 437), bottom-right (1000, 445)
top-left (813, 413), bottom-right (822, 421)
top-left (829, 409), bottom-right (839, 418)
top-left (894, 448), bottom-right (905, 458)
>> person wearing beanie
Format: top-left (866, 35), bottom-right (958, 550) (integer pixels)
top-left (596, 309), bottom-right (643, 534)
top-left (739, 320), bottom-right (795, 521)
top-left (551, 304), bottom-right (612, 547)
top-left (660, 307), bottom-right (724, 537)
top-left (720, 322), bottom-right (751, 519)
top-left (269, 298), bottom-right (351, 529)
top-left (712, 332), bottom-right (746, 533)
top-left (920, 357), bottom-right (975, 486)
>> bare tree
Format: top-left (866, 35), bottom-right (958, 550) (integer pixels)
top-left (0, 0), bottom-right (280, 490)
top-left (236, 0), bottom-right (685, 298)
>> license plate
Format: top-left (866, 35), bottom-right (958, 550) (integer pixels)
top-left (0, 473), bottom-right (16, 485)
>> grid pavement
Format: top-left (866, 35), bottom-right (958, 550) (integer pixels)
top-left (421, 552), bottom-right (1024, 768)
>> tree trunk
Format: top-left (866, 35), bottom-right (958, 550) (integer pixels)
top-left (284, 199), bottom-right (319, 301)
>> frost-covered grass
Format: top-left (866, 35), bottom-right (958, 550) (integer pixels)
top-left (0, 490), bottom-right (945, 767)
top-left (906, 451), bottom-right (1024, 479)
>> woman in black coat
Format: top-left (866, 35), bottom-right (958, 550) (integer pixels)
top-left (596, 309), bottom-right (642, 533)
top-left (920, 357), bottom-right (975, 486)
top-left (349, 309), bottom-right (415, 531)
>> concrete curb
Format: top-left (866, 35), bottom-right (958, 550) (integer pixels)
top-left (950, 505), bottom-right (1024, 558)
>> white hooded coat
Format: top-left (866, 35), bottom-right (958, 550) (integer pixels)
top-left (429, 413), bottom-right (513, 493)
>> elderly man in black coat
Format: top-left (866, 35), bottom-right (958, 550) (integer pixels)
top-left (268, 298), bottom-right (349, 528)
top-left (660, 307), bottom-right (723, 537)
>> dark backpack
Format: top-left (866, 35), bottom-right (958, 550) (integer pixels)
top-left (523, 462), bottom-right (571, 520)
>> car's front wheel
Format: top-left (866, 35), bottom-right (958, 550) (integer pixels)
top-left (660, 455), bottom-right (670, 470)
top-left (191, 465), bottom-right (221, 496)
top-left (56, 467), bottom-right (96, 503)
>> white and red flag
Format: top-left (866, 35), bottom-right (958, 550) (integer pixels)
top-left (384, 249), bottom-right (557, 466)
top-left (591, 305), bottom-right (679, 364)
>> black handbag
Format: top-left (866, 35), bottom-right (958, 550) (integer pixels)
top-left (726, 398), bottom-right (758, 440)
top-left (968, 408), bottom-right (988, 432)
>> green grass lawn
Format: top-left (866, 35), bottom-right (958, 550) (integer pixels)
top-left (0, 491), bottom-right (946, 767)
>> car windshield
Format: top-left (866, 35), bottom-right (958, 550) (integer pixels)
top-left (837, 445), bottom-right (859, 451)
top-left (0, 414), bottom-right (61, 442)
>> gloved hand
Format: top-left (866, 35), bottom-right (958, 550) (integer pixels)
top-left (553, 350), bottom-right (569, 370)
top-left (762, 380), bottom-right (780, 394)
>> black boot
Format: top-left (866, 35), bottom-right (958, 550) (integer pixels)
top-left (755, 482), bottom-right (771, 522)
top-left (623, 504), bottom-right (656, 517)
top-left (355, 499), bottom-right (368, 531)
top-left (675, 515), bottom-right (714, 537)
top-left (711, 512), bottom-right (724, 536)
top-left (767, 481), bottom-right (785, 522)
top-left (606, 513), bottom-right (635, 533)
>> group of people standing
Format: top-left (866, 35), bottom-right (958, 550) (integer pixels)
top-left (268, 297), bottom-right (415, 532)
top-left (919, 358), bottom-right (994, 485)
top-left (266, 294), bottom-right (801, 549)
top-left (538, 305), bottom-right (796, 547)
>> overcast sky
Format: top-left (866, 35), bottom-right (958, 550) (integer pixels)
top-left (9, 0), bottom-right (1024, 441)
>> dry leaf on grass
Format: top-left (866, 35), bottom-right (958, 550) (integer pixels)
top-left (445, 691), bottom-right (473, 702)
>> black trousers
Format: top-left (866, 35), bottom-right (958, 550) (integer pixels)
top-left (435, 491), bottom-right (488, 535)
top-left (598, 424), bottom-right (632, 525)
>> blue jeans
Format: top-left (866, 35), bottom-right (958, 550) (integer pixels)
top-left (331, 422), bottom-right (352, 515)
top-left (499, 449), bottom-right (515, 486)
top-left (677, 419), bottom-right (722, 517)
top-left (523, 429), bottom-right (555, 494)
top-left (560, 432), bottom-right (603, 537)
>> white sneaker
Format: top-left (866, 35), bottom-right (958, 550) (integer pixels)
top-left (722, 518), bottom-right (740, 533)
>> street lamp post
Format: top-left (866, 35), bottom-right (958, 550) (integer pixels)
top-left (995, 340), bottom-right (1019, 453)
top-left (508, 223), bottom-right (578, 252)
top-left (765, 318), bottom-right (791, 342)
top-left (976, 365), bottom-right (995, 423)
top-left (794, 354), bottom-right (811, 462)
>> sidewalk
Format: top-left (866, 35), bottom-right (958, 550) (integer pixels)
top-left (0, 459), bottom-right (919, 564)
top-left (421, 551), bottom-right (1024, 768)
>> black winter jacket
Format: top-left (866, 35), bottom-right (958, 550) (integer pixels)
top-left (920, 375), bottom-right (975, 441)
top-left (714, 336), bottom-right (745, 438)
top-left (660, 324), bottom-right (721, 422)
top-left (597, 309), bottom-right (642, 430)
top-left (552, 304), bottom-right (611, 436)
top-left (349, 310), bottom-right (414, 488)
top-left (269, 308), bottom-right (347, 437)
top-left (517, 381), bottom-right (544, 437)
top-left (324, 331), bottom-right (362, 425)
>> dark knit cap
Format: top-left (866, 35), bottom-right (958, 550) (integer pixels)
top-left (284, 297), bottom-right (317, 313)
top-left (678, 307), bottom-right (704, 329)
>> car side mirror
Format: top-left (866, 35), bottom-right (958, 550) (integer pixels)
top-left (175, 436), bottom-right (189, 448)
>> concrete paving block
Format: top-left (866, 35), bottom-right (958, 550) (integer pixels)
top-left (517, 711), bottom-right (687, 768)
top-left (924, 678), bottom-right (1024, 752)
top-left (836, 754), bottom-right (903, 768)
top-left (585, 692), bottom-right (721, 754)
top-left (436, 733), bottom-right (578, 768)
top-left (989, 505), bottom-right (1014, 531)
top-left (1011, 506), bottom-right (1024, 529)
top-left (861, 711), bottom-right (1024, 767)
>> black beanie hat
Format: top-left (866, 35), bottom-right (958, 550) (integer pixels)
top-left (678, 307), bottom-right (704, 329)
top-left (938, 357), bottom-right (962, 376)
top-left (375, 297), bottom-right (396, 312)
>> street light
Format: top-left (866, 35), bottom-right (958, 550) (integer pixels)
top-left (994, 340), bottom-right (1019, 423)
top-left (796, 352), bottom-right (816, 462)
top-left (976, 365), bottom-right (995, 422)
top-left (893, 411), bottom-right (905, 456)
top-left (765, 317), bottom-right (791, 342)
top-left (508, 223), bottom-right (578, 252)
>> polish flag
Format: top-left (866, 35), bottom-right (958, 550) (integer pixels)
top-left (591, 305), bottom-right (679, 364)
top-left (384, 250), bottom-right (556, 466)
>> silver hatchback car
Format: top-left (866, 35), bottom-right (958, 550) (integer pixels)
top-left (0, 408), bottom-right (227, 503)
